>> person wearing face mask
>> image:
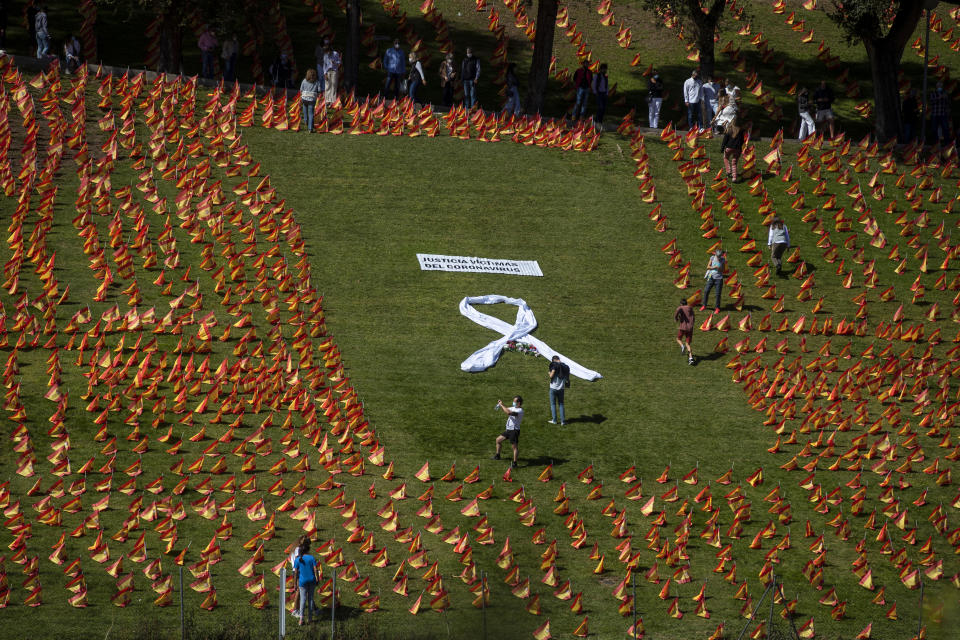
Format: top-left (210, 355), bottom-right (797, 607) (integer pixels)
top-left (492, 396), bottom-right (523, 468)
top-left (930, 82), bottom-right (952, 147)
top-left (383, 39), bottom-right (406, 100)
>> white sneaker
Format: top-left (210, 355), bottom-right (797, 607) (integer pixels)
top-left (547, 420), bottom-right (557, 425)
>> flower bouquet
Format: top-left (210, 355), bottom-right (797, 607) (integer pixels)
top-left (504, 340), bottom-right (539, 357)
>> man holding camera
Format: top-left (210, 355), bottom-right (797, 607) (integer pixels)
top-left (548, 355), bottom-right (570, 425)
top-left (492, 396), bottom-right (523, 468)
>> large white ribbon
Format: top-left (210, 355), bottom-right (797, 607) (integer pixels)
top-left (458, 295), bottom-right (602, 381)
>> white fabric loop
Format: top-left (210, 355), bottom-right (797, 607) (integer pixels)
top-left (458, 295), bottom-right (602, 381)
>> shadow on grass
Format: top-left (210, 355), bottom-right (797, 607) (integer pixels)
top-left (522, 454), bottom-right (570, 467)
top-left (565, 413), bottom-right (607, 425)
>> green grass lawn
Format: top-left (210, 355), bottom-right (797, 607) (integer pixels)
top-left (2, 2), bottom-right (960, 640)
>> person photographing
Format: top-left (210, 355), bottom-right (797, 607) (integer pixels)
top-left (492, 396), bottom-right (523, 468)
top-left (548, 355), bottom-right (570, 425)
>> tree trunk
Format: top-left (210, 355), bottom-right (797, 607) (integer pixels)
top-left (864, 40), bottom-right (901, 143)
top-left (158, 9), bottom-right (183, 75)
top-left (524, 0), bottom-right (558, 115)
top-left (695, 20), bottom-right (717, 80)
top-left (344, 0), bottom-right (360, 90)
top-left (686, 0), bottom-right (724, 79)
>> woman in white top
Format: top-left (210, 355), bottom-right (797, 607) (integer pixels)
top-left (300, 69), bottom-right (322, 132)
top-left (767, 218), bottom-right (791, 275)
top-left (407, 52), bottom-right (426, 102)
top-left (711, 94), bottom-right (737, 133)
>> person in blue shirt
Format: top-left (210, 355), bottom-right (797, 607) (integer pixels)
top-left (293, 540), bottom-right (320, 625)
top-left (383, 39), bottom-right (406, 100)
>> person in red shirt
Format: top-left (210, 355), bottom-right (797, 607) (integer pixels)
top-left (571, 60), bottom-right (592, 120)
top-left (675, 298), bottom-right (695, 365)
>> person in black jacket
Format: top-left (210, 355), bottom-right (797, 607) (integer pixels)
top-left (647, 72), bottom-right (664, 128)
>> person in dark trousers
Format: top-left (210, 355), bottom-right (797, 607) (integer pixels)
top-left (767, 217), bottom-right (791, 275)
top-left (721, 118), bottom-right (746, 182)
top-left (592, 63), bottom-right (609, 131)
top-left (492, 396), bottom-right (523, 468)
top-left (675, 298), bottom-right (695, 365)
top-left (461, 47), bottom-right (481, 109)
top-left (701, 248), bottom-right (726, 314)
top-left (503, 62), bottom-right (522, 116)
top-left (929, 82), bottom-right (952, 147)
top-left (900, 88), bottom-right (919, 143)
top-left (383, 39), bottom-right (405, 100)
top-left (547, 356), bottom-right (569, 425)
top-left (813, 81), bottom-right (835, 139)
top-left (269, 52), bottom-right (292, 89)
top-left (647, 72), bottom-right (664, 128)
top-left (439, 52), bottom-right (456, 108)
top-left (571, 59), bottom-right (592, 120)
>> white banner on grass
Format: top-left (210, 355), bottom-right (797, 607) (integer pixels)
top-left (417, 253), bottom-right (543, 277)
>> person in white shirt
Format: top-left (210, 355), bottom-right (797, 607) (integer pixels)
top-left (710, 93), bottom-right (737, 132)
top-left (322, 43), bottom-right (341, 104)
top-left (767, 217), bottom-right (791, 275)
top-left (725, 78), bottom-right (741, 102)
top-left (492, 396), bottom-right (523, 468)
top-left (701, 76), bottom-right (719, 127)
top-left (683, 69), bottom-right (702, 130)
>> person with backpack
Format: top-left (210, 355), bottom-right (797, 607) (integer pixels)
top-left (461, 48), bottom-right (481, 109)
top-left (571, 59), bottom-right (592, 120)
top-left (292, 539), bottom-right (320, 625)
top-left (547, 355), bottom-right (570, 425)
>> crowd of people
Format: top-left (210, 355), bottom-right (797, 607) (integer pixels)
top-left (3, 5), bottom-right (954, 144)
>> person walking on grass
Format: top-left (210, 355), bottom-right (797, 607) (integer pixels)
top-left (683, 68), bottom-right (702, 131)
top-left (721, 117), bottom-right (746, 183)
top-left (292, 539), bottom-right (320, 625)
top-left (322, 43), bottom-right (341, 105)
top-left (592, 63), bottom-right (609, 131)
top-left (503, 62), bottom-right (522, 117)
top-left (702, 75), bottom-right (719, 127)
top-left (198, 26), bottom-right (218, 79)
top-left (383, 39), bottom-right (406, 100)
top-left (492, 396), bottom-right (523, 468)
top-left (221, 33), bottom-right (239, 83)
top-left (407, 51), bottom-right (426, 102)
top-left (461, 47), bottom-right (481, 109)
top-left (439, 52), bottom-right (456, 108)
top-left (571, 59), bottom-right (592, 120)
top-left (701, 248), bottom-right (726, 314)
top-left (797, 86), bottom-right (815, 142)
top-left (34, 4), bottom-right (50, 59)
top-left (647, 72), bottom-right (664, 128)
top-left (675, 297), bottom-right (695, 365)
top-left (930, 82), bottom-right (952, 147)
top-left (547, 355), bottom-right (569, 425)
top-left (768, 217), bottom-right (791, 276)
top-left (299, 69), bottom-right (321, 132)
top-left (813, 80), bottom-right (836, 139)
